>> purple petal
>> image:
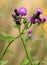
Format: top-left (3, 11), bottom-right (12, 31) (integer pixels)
top-left (27, 29), bottom-right (32, 34)
top-left (29, 16), bottom-right (35, 24)
top-left (14, 8), bottom-right (17, 13)
top-left (35, 18), bottom-right (42, 23)
top-left (18, 7), bottom-right (27, 16)
top-left (42, 17), bottom-right (47, 22)
top-left (36, 8), bottom-right (43, 14)
top-left (14, 8), bottom-right (20, 16)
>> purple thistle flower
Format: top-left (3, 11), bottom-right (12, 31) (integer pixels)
top-left (27, 29), bottom-right (32, 39)
top-left (38, 18), bottom-right (42, 22)
top-left (29, 16), bottom-right (35, 24)
top-left (14, 8), bottom-right (20, 16)
top-left (27, 29), bottom-right (32, 34)
top-left (35, 18), bottom-right (42, 23)
top-left (42, 17), bottom-right (47, 23)
top-left (12, 14), bottom-right (21, 25)
top-left (18, 7), bottom-right (27, 16)
top-left (36, 8), bottom-right (43, 14)
top-left (35, 8), bottom-right (43, 19)
top-left (14, 8), bottom-right (17, 13)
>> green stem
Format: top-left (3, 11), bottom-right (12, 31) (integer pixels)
top-left (0, 39), bottom-right (14, 61)
top-left (21, 38), bottom-right (32, 65)
top-left (0, 22), bottom-right (32, 61)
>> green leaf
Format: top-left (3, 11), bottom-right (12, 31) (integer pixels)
top-left (0, 32), bottom-right (15, 43)
top-left (0, 61), bottom-right (8, 65)
top-left (20, 57), bottom-right (29, 65)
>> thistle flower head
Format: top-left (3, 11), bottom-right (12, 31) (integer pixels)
top-left (14, 8), bottom-right (20, 16)
top-left (27, 29), bottom-right (32, 34)
top-left (35, 18), bottom-right (42, 24)
top-left (18, 7), bottom-right (27, 16)
top-left (36, 8), bottom-right (43, 14)
top-left (12, 7), bottom-right (47, 25)
top-left (29, 16), bottom-right (35, 24)
top-left (27, 29), bottom-right (32, 39)
top-left (42, 17), bottom-right (47, 22)
top-left (14, 8), bottom-right (17, 13)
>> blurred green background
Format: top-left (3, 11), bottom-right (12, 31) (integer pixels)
top-left (0, 0), bottom-right (47, 65)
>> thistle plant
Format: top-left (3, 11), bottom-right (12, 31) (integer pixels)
top-left (0, 7), bottom-right (47, 65)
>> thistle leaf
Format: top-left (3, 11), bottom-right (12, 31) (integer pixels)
top-left (0, 32), bottom-right (15, 43)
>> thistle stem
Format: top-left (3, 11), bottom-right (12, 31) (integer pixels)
top-left (21, 38), bottom-right (32, 65)
top-left (0, 32), bottom-right (23, 61)
top-left (0, 22), bottom-right (32, 62)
